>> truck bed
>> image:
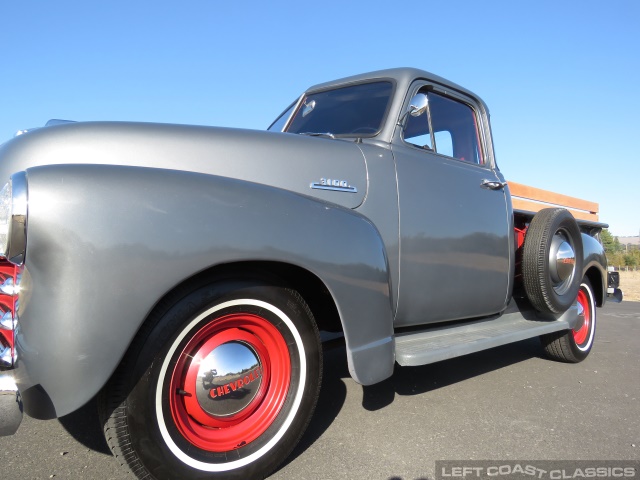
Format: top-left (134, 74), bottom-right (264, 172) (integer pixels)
top-left (509, 181), bottom-right (607, 229)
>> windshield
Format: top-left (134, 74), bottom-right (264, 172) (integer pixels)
top-left (285, 81), bottom-right (393, 137)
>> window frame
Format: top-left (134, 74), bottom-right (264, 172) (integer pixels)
top-left (400, 82), bottom-right (490, 168)
top-left (267, 98), bottom-right (300, 132)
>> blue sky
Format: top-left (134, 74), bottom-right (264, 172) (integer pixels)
top-left (1, 0), bottom-right (638, 236)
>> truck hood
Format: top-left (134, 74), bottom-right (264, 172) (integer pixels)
top-left (0, 122), bottom-right (368, 209)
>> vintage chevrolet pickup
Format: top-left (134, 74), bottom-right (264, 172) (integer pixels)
top-left (0, 68), bottom-right (617, 479)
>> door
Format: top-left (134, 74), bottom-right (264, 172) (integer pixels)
top-left (393, 87), bottom-right (511, 327)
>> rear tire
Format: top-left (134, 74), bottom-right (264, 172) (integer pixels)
top-left (540, 278), bottom-right (596, 363)
top-left (99, 279), bottom-right (322, 480)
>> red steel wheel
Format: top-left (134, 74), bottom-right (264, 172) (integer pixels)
top-left (168, 312), bottom-right (292, 452)
top-left (572, 287), bottom-right (592, 348)
top-left (540, 278), bottom-right (597, 363)
top-left (100, 280), bottom-right (322, 480)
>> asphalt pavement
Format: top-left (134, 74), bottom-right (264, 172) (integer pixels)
top-left (1, 301), bottom-right (638, 480)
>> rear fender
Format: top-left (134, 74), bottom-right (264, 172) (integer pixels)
top-left (15, 164), bottom-right (394, 418)
top-left (581, 232), bottom-right (607, 307)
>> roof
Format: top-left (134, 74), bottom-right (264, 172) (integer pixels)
top-left (305, 67), bottom-right (488, 113)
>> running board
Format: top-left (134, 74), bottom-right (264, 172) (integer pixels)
top-left (395, 305), bottom-right (579, 367)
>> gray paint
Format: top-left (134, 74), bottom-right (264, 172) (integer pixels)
top-left (14, 164), bottom-right (393, 417)
top-left (0, 67), bottom-right (608, 422)
top-left (391, 143), bottom-right (511, 326)
top-left (497, 169), bottom-right (516, 307)
top-left (0, 122), bottom-right (367, 210)
top-left (350, 141), bottom-right (401, 313)
top-left (387, 77), bottom-right (510, 325)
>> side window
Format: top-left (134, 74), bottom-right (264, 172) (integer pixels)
top-left (428, 92), bottom-right (483, 165)
top-left (434, 130), bottom-right (453, 157)
top-left (403, 88), bottom-right (484, 165)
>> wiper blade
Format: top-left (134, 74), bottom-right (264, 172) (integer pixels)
top-left (299, 132), bottom-right (335, 139)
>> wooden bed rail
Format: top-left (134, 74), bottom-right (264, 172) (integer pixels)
top-left (508, 182), bottom-right (599, 222)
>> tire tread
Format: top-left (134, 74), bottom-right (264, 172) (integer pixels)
top-left (98, 279), bottom-right (321, 480)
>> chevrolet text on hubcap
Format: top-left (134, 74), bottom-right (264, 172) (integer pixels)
top-left (195, 341), bottom-right (263, 417)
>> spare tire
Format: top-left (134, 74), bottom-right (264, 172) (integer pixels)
top-left (522, 208), bottom-right (583, 315)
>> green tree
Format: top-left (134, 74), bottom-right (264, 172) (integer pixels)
top-left (601, 228), bottom-right (626, 267)
top-left (601, 229), bottom-right (621, 255)
top-left (609, 252), bottom-right (625, 267)
top-left (623, 250), bottom-right (640, 267)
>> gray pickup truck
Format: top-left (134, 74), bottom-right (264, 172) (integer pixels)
top-left (0, 68), bottom-right (611, 480)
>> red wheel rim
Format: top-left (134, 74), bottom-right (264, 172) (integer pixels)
top-left (168, 313), bottom-right (291, 452)
top-left (572, 287), bottom-right (591, 346)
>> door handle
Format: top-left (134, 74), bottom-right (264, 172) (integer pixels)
top-left (481, 179), bottom-right (506, 190)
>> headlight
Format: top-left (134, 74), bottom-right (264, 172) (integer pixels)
top-left (0, 172), bottom-right (28, 265)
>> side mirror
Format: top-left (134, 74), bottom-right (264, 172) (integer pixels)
top-left (408, 93), bottom-right (428, 117)
top-left (398, 93), bottom-right (429, 126)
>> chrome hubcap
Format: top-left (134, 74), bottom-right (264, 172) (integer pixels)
top-left (549, 232), bottom-right (576, 293)
top-left (195, 341), bottom-right (263, 417)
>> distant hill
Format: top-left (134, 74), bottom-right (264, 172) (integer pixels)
top-left (618, 236), bottom-right (640, 246)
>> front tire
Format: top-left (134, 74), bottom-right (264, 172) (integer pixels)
top-left (99, 280), bottom-right (322, 480)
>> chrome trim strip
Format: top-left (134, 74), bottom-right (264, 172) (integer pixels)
top-left (282, 94), bottom-right (304, 133)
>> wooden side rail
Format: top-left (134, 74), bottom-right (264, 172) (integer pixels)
top-left (508, 181), bottom-right (599, 222)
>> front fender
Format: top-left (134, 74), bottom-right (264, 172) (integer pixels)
top-left (15, 164), bottom-right (394, 418)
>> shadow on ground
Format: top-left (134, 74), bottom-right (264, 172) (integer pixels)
top-left (57, 336), bottom-right (542, 466)
top-left (57, 396), bottom-right (111, 455)
top-left (362, 336), bottom-right (542, 411)
top-left (281, 335), bottom-right (542, 471)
